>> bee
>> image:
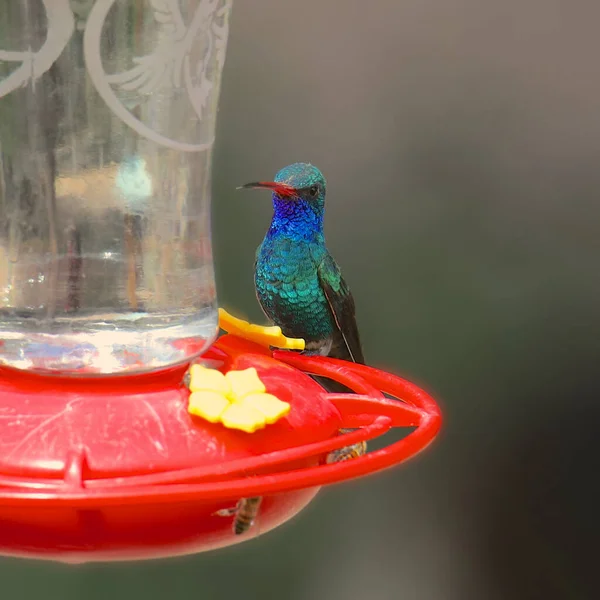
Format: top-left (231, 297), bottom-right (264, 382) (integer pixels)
top-left (326, 428), bottom-right (367, 464)
top-left (233, 496), bottom-right (262, 535)
top-left (215, 496), bottom-right (262, 535)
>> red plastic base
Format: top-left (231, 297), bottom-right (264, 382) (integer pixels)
top-left (0, 335), bottom-right (441, 562)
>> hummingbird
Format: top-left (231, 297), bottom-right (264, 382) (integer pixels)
top-left (240, 162), bottom-right (365, 364)
top-left (223, 163), bottom-right (367, 536)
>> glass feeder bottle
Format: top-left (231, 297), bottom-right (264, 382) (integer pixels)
top-left (0, 0), bottom-right (233, 375)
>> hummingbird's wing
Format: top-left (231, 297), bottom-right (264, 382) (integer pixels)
top-left (317, 255), bottom-right (365, 364)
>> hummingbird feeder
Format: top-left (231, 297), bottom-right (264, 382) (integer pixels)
top-left (0, 0), bottom-right (441, 563)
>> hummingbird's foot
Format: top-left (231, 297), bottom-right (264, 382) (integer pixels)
top-left (326, 428), bottom-right (368, 464)
top-left (218, 308), bottom-right (305, 351)
top-left (298, 349), bottom-right (323, 357)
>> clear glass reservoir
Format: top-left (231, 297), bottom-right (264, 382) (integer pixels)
top-left (0, 0), bottom-right (233, 375)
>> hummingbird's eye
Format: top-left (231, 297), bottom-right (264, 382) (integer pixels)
top-left (308, 185), bottom-right (319, 198)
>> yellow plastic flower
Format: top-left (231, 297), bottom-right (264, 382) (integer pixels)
top-left (187, 365), bottom-right (291, 433)
top-left (218, 308), bottom-right (305, 351)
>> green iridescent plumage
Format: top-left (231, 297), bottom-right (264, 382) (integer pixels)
top-left (243, 163), bottom-right (364, 364)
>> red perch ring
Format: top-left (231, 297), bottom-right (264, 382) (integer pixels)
top-left (0, 334), bottom-right (441, 563)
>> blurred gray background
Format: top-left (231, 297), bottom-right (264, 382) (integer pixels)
top-left (3, 1), bottom-right (599, 598)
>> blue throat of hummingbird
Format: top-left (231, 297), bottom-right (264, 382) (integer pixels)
top-left (239, 163), bottom-right (327, 240)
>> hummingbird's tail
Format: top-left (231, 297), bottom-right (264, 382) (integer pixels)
top-left (329, 330), bottom-right (365, 365)
top-left (311, 332), bottom-right (366, 393)
top-left (313, 376), bottom-right (354, 395)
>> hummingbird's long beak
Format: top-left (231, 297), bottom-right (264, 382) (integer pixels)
top-left (237, 181), bottom-right (297, 199)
